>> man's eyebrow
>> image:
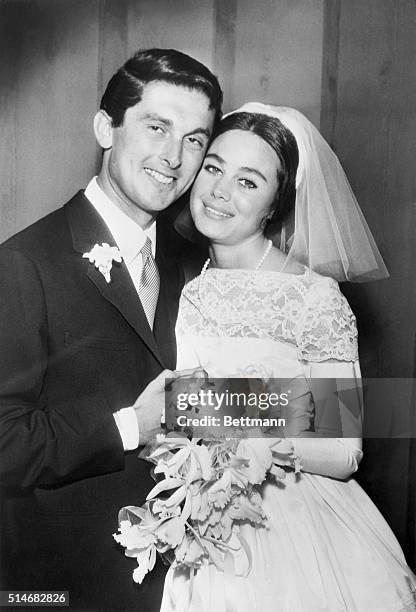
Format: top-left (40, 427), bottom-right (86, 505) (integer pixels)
top-left (188, 127), bottom-right (211, 139)
top-left (141, 113), bottom-right (211, 138)
top-left (141, 113), bottom-right (172, 126)
top-left (205, 154), bottom-right (268, 182)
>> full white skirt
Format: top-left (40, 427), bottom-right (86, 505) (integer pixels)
top-left (160, 473), bottom-right (416, 611)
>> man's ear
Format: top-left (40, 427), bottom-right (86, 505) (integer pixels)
top-left (94, 110), bottom-right (113, 149)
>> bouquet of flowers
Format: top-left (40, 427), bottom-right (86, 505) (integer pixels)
top-left (113, 433), bottom-right (301, 584)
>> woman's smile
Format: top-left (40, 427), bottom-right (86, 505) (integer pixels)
top-left (190, 129), bottom-right (280, 245)
top-left (202, 201), bottom-right (234, 219)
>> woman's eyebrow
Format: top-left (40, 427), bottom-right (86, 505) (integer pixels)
top-left (205, 153), bottom-right (225, 164)
top-left (240, 166), bottom-right (268, 182)
top-left (205, 153), bottom-right (268, 182)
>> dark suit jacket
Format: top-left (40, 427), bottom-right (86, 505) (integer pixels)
top-left (0, 191), bottom-right (201, 610)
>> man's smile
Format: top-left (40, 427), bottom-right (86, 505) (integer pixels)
top-left (144, 167), bottom-right (176, 185)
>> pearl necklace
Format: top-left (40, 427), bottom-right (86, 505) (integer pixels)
top-left (197, 239), bottom-right (274, 337)
top-left (200, 239), bottom-right (273, 278)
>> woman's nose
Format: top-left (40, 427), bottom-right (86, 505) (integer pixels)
top-left (212, 177), bottom-right (231, 201)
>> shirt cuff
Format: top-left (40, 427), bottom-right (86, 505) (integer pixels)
top-left (113, 407), bottom-right (139, 451)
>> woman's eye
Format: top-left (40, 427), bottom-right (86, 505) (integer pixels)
top-left (204, 164), bottom-right (221, 175)
top-left (239, 178), bottom-right (257, 189)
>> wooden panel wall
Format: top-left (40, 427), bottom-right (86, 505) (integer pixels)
top-left (0, 0), bottom-right (414, 562)
top-left (0, 0), bottom-right (324, 243)
top-left (0, 2), bottom-right (18, 241)
top-left (230, 0), bottom-right (324, 123)
top-left (323, 0), bottom-right (416, 378)
top-left (0, 0), bottom-right (100, 241)
top-left (320, 0), bottom-right (416, 561)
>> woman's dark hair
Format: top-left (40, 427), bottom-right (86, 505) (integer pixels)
top-left (100, 48), bottom-right (223, 127)
top-left (213, 112), bottom-right (299, 226)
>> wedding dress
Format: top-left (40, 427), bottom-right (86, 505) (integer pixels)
top-left (160, 266), bottom-right (416, 612)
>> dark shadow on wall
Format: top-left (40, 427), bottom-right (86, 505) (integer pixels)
top-left (342, 282), bottom-right (416, 570)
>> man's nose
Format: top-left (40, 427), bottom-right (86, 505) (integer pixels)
top-left (159, 138), bottom-right (183, 170)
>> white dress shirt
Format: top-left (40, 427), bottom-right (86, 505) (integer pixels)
top-left (84, 177), bottom-right (157, 451)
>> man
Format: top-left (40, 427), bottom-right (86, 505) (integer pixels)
top-left (0, 48), bottom-right (222, 610)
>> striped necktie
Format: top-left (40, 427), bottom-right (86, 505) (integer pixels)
top-left (139, 237), bottom-right (160, 328)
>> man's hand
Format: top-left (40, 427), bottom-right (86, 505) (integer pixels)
top-left (133, 369), bottom-right (173, 445)
top-left (133, 367), bottom-right (207, 445)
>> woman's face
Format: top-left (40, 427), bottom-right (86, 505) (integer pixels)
top-left (190, 129), bottom-right (280, 245)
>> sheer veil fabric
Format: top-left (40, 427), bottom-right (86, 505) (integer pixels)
top-left (175, 103), bottom-right (389, 283)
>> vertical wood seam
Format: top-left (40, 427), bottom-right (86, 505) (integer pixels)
top-left (320, 0), bottom-right (341, 147)
top-left (213, 0), bottom-right (237, 113)
top-left (12, 29), bottom-right (18, 236)
top-left (97, 0), bottom-right (105, 110)
top-left (95, 0), bottom-right (105, 172)
top-left (409, 342), bottom-right (416, 565)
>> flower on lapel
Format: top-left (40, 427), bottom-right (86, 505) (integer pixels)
top-left (82, 243), bottom-right (122, 283)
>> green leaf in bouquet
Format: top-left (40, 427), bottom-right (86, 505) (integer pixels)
top-left (180, 490), bottom-right (192, 523)
top-left (118, 505), bottom-right (148, 525)
top-left (158, 484), bottom-right (187, 510)
top-left (146, 477), bottom-right (185, 501)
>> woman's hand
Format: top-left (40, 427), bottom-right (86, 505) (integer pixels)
top-left (171, 366), bottom-right (209, 380)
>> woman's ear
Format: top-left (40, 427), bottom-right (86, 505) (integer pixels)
top-left (261, 211), bottom-right (274, 233)
top-left (93, 110), bottom-right (113, 149)
top-left (266, 201), bottom-right (278, 222)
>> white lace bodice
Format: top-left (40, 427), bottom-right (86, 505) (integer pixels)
top-left (176, 267), bottom-right (358, 363)
top-left (164, 268), bottom-right (416, 612)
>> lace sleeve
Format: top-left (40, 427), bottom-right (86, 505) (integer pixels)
top-left (296, 277), bottom-right (358, 362)
top-left (292, 281), bottom-right (363, 478)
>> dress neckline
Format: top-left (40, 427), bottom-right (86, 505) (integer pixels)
top-left (200, 264), bottom-right (310, 278)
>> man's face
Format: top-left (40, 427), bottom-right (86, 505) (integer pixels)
top-left (99, 81), bottom-right (215, 227)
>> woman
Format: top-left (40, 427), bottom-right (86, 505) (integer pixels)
top-left (159, 104), bottom-right (416, 611)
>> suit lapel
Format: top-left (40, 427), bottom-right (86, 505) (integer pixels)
top-left (153, 235), bottom-right (183, 370)
top-left (152, 211), bottom-right (206, 369)
top-left (153, 261), bottom-right (183, 369)
top-left (86, 262), bottom-right (163, 364)
top-left (64, 192), bottom-right (164, 367)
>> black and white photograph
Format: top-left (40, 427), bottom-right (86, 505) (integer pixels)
top-left (0, 1), bottom-right (415, 610)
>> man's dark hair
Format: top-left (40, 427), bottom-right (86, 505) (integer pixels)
top-left (100, 48), bottom-right (223, 127)
top-left (213, 112), bottom-right (299, 227)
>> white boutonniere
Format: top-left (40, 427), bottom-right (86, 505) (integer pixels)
top-left (83, 243), bottom-right (122, 283)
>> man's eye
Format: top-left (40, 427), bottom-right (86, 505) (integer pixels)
top-left (204, 164), bottom-right (221, 175)
top-left (186, 136), bottom-right (204, 149)
top-left (239, 178), bottom-right (257, 189)
top-left (148, 125), bottom-right (165, 134)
